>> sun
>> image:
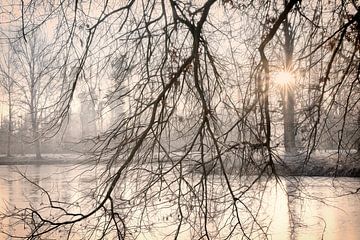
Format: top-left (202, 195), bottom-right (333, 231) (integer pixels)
top-left (272, 71), bottom-right (295, 87)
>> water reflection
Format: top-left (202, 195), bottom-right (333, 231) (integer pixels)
top-left (0, 165), bottom-right (359, 239)
top-left (286, 179), bottom-right (302, 240)
top-left (283, 177), bottom-right (360, 240)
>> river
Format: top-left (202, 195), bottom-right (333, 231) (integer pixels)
top-left (0, 164), bottom-right (359, 239)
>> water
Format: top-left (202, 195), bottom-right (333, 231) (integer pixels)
top-left (0, 164), bottom-right (359, 239)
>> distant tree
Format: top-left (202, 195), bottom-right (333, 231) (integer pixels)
top-left (12, 29), bottom-right (59, 159)
top-left (0, 47), bottom-right (17, 157)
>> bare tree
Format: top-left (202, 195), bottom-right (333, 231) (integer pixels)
top-left (11, 29), bottom-right (59, 159)
top-left (0, 0), bottom-right (359, 239)
top-left (0, 47), bottom-right (17, 157)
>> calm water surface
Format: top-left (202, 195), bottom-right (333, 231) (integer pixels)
top-left (0, 164), bottom-right (359, 239)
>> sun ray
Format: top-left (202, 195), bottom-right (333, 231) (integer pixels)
top-left (272, 71), bottom-right (295, 88)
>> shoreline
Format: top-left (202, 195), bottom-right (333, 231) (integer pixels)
top-left (0, 153), bottom-right (359, 177)
top-left (0, 154), bottom-right (86, 165)
top-left (275, 152), bottom-right (360, 177)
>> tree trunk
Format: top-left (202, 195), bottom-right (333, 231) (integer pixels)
top-left (31, 108), bottom-right (42, 159)
top-left (20, 127), bottom-right (25, 156)
top-left (282, 9), bottom-right (296, 154)
top-left (35, 137), bottom-right (41, 159)
top-left (283, 88), bottom-right (296, 153)
top-left (357, 112), bottom-right (360, 153)
top-left (32, 123), bottom-right (42, 159)
top-left (6, 91), bottom-right (12, 157)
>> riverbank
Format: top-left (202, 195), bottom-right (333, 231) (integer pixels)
top-left (0, 154), bottom-right (86, 165)
top-left (0, 152), bottom-right (359, 177)
top-left (276, 151), bottom-right (360, 177)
